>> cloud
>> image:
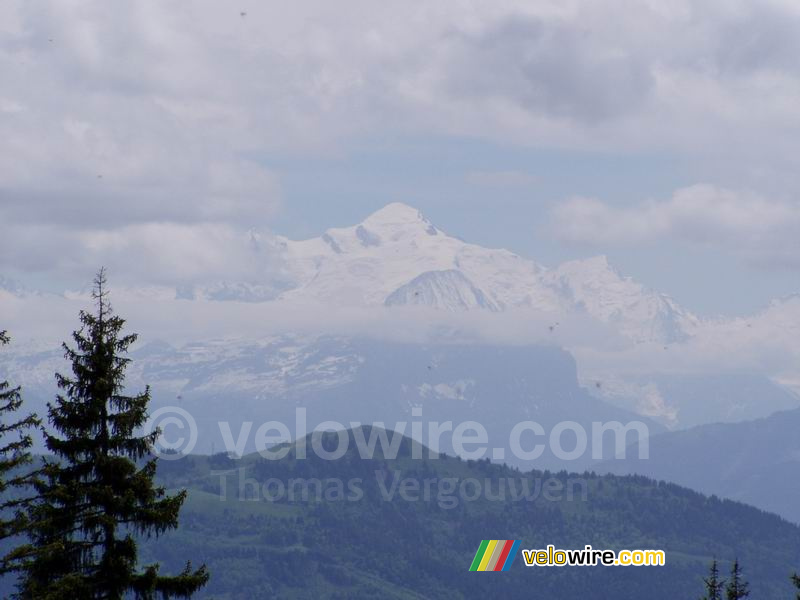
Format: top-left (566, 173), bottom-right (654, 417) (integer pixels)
top-left (5, 283), bottom-right (800, 398)
top-left (0, 1), bottom-right (290, 282)
top-left (0, 221), bottom-right (289, 288)
top-left (5, 1), bottom-right (800, 284)
top-left (439, 14), bottom-right (655, 124)
top-left (550, 184), bottom-right (800, 267)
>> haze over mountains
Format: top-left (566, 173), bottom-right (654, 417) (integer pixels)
top-left (0, 335), bottom-right (662, 471)
top-left (3, 202), bottom-right (699, 342)
top-left (170, 202), bottom-right (700, 345)
top-left (3, 202), bottom-right (800, 525)
top-left (597, 406), bottom-right (800, 524)
top-left (6, 202), bottom-right (799, 352)
top-left (2, 203), bottom-right (798, 430)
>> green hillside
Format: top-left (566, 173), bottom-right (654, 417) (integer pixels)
top-left (132, 428), bottom-right (800, 599)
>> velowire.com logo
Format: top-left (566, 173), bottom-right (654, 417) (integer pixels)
top-left (469, 540), bottom-right (521, 572)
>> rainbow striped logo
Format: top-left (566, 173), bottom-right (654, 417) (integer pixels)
top-left (469, 540), bottom-right (520, 571)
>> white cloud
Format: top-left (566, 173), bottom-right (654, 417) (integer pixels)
top-left (551, 184), bottom-right (800, 267)
top-left (0, 221), bottom-right (289, 288)
top-left (5, 0), bottom-right (800, 282)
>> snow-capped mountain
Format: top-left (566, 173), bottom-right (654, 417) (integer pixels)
top-left (546, 256), bottom-right (699, 343)
top-left (4, 204), bottom-right (800, 436)
top-left (2, 333), bottom-right (663, 470)
top-left (275, 202), bottom-right (561, 313)
top-left (177, 203), bottom-right (695, 344)
top-left (44, 203), bottom-right (693, 344)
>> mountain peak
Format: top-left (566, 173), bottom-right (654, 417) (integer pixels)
top-left (362, 202), bottom-right (432, 228)
top-left (577, 255), bottom-right (611, 269)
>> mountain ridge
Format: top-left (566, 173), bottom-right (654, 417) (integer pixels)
top-left (197, 203), bottom-right (698, 344)
top-left (595, 405), bottom-right (800, 523)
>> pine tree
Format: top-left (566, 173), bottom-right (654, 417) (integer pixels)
top-left (16, 269), bottom-right (208, 599)
top-left (725, 559), bottom-right (750, 599)
top-left (0, 330), bottom-right (40, 573)
top-left (700, 559), bottom-right (725, 600)
top-left (792, 572), bottom-right (800, 600)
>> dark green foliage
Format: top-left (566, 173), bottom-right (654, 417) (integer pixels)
top-left (725, 559), bottom-right (749, 599)
top-left (80, 427), bottom-right (800, 599)
top-left (701, 559), bottom-right (725, 600)
top-left (15, 270), bottom-right (208, 599)
top-left (4, 431), bottom-right (800, 598)
top-left (0, 330), bottom-right (40, 573)
top-left (792, 572), bottom-right (800, 599)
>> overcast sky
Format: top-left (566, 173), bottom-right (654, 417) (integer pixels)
top-left (2, 0), bottom-right (800, 315)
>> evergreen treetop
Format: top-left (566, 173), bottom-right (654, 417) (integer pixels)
top-left (725, 559), bottom-right (750, 599)
top-left (15, 269), bottom-right (208, 599)
top-left (701, 559), bottom-right (725, 600)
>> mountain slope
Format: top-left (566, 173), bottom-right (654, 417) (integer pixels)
top-left (133, 429), bottom-right (800, 598)
top-left (547, 256), bottom-right (698, 343)
top-left (384, 269), bottom-right (501, 312)
top-left (595, 407), bottom-right (800, 523)
top-left (5, 336), bottom-right (663, 472)
top-left (591, 371), bottom-right (800, 429)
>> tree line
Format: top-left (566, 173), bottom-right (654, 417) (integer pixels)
top-left (700, 558), bottom-right (800, 599)
top-left (0, 269), bottom-right (208, 599)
